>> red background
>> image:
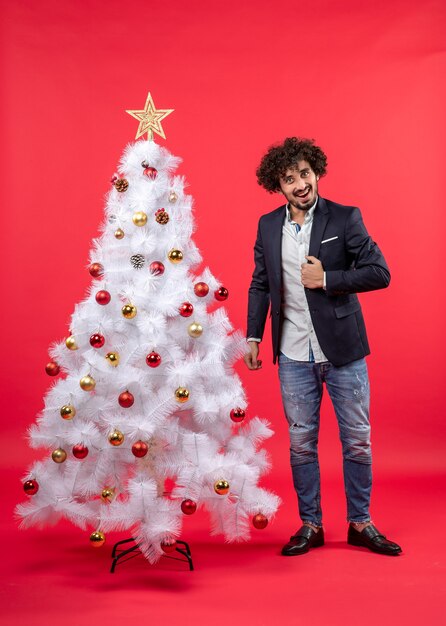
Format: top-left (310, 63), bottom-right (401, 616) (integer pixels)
top-left (1, 1), bottom-right (445, 624)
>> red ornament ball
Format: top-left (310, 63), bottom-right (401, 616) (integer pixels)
top-left (146, 352), bottom-right (161, 368)
top-left (23, 479), bottom-right (39, 495)
top-left (110, 173), bottom-right (119, 183)
top-left (161, 540), bottom-right (177, 553)
top-left (215, 286), bottom-right (229, 301)
top-left (95, 290), bottom-right (111, 305)
top-left (194, 282), bottom-right (209, 297)
top-left (132, 441), bottom-right (148, 458)
top-left (252, 513), bottom-right (269, 530)
top-left (143, 167), bottom-right (158, 180)
top-left (89, 263), bottom-right (104, 278)
top-left (149, 261), bottom-right (165, 276)
top-left (230, 408), bottom-right (246, 423)
top-left (119, 390), bottom-right (134, 408)
top-left (72, 444), bottom-right (89, 459)
top-left (45, 361), bottom-right (60, 376)
top-left (90, 333), bottom-right (105, 349)
top-left (181, 499), bottom-right (197, 515)
top-left (179, 302), bottom-right (194, 317)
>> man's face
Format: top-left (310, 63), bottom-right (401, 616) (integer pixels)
top-left (279, 160), bottom-right (319, 211)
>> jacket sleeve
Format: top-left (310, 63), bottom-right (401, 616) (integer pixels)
top-left (325, 207), bottom-right (391, 295)
top-left (247, 220), bottom-right (271, 340)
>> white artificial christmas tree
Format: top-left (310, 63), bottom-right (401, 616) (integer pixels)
top-left (17, 94), bottom-right (280, 564)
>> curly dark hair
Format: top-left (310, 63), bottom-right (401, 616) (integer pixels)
top-left (256, 137), bottom-right (328, 193)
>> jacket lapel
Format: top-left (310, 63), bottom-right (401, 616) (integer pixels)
top-left (308, 196), bottom-right (329, 258)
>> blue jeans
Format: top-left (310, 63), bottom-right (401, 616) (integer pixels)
top-left (278, 353), bottom-right (372, 525)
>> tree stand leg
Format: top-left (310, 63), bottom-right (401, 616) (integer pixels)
top-left (110, 537), bottom-right (194, 573)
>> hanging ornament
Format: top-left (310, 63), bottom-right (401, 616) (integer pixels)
top-left (155, 208), bottom-right (169, 225)
top-left (95, 290), bottom-right (111, 305)
top-left (108, 214), bottom-right (117, 224)
top-left (146, 351), bottom-right (161, 368)
top-left (80, 375), bottom-right (96, 391)
top-left (214, 479), bottom-right (230, 495)
top-left (132, 211), bottom-right (148, 227)
top-left (110, 173), bottom-right (119, 184)
top-left (141, 160), bottom-right (149, 168)
top-left (230, 408), bottom-right (246, 423)
top-left (181, 499), bottom-right (197, 515)
top-left (105, 352), bottom-right (119, 367)
top-left (72, 444), bottom-right (89, 459)
top-left (114, 228), bottom-right (125, 239)
top-left (143, 166), bottom-right (158, 180)
top-left (252, 513), bottom-right (269, 530)
top-left (101, 487), bottom-right (115, 503)
top-left (108, 430), bottom-right (124, 446)
top-left (194, 282), bottom-right (209, 297)
top-left (130, 253), bottom-right (145, 269)
top-left (65, 335), bottom-right (78, 350)
top-left (90, 531), bottom-right (106, 547)
top-left (149, 261), bottom-right (165, 276)
top-left (161, 540), bottom-right (177, 553)
top-left (90, 333), bottom-right (105, 348)
top-left (89, 263), bottom-right (104, 278)
top-left (114, 178), bottom-right (129, 192)
top-left (60, 404), bottom-right (76, 419)
top-left (52, 448), bottom-right (67, 463)
top-left (188, 322), bottom-right (203, 338)
top-left (168, 249), bottom-right (183, 264)
top-left (23, 479), bottom-right (39, 495)
top-left (168, 191), bottom-right (178, 203)
top-left (122, 304), bottom-right (137, 319)
top-left (215, 286), bottom-right (229, 301)
top-left (45, 361), bottom-right (60, 376)
top-left (132, 441), bottom-right (148, 457)
top-left (179, 302), bottom-right (194, 317)
top-left (118, 390), bottom-right (134, 408)
top-left (175, 387), bottom-right (190, 403)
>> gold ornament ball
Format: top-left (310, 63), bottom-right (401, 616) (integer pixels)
top-left (108, 430), bottom-right (124, 446)
top-left (122, 304), bottom-right (137, 319)
top-left (168, 249), bottom-right (183, 264)
top-left (52, 448), bottom-right (67, 463)
top-left (168, 191), bottom-right (178, 203)
top-left (132, 211), bottom-right (148, 227)
top-left (175, 387), bottom-right (190, 403)
top-left (214, 479), bottom-right (230, 495)
top-left (90, 531), bottom-right (106, 548)
top-left (65, 335), bottom-right (78, 350)
top-left (105, 352), bottom-right (120, 367)
top-left (60, 404), bottom-right (76, 419)
top-left (114, 228), bottom-right (125, 239)
top-left (188, 322), bottom-right (203, 338)
top-left (80, 375), bottom-right (96, 391)
top-left (101, 487), bottom-right (115, 503)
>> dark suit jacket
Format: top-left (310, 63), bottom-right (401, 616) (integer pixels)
top-left (247, 197), bottom-right (390, 367)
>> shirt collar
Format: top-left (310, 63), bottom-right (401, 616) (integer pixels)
top-left (286, 195), bottom-right (318, 224)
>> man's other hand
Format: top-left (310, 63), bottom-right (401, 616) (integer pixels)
top-left (243, 341), bottom-right (262, 370)
top-left (301, 256), bottom-right (324, 289)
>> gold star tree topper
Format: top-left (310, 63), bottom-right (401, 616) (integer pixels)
top-left (126, 92), bottom-right (174, 140)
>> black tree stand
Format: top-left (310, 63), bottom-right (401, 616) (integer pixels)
top-left (110, 537), bottom-right (194, 573)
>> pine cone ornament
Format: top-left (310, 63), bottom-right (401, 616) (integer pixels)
top-left (155, 209), bottom-right (169, 225)
top-left (114, 178), bottom-right (129, 192)
top-left (130, 254), bottom-right (145, 269)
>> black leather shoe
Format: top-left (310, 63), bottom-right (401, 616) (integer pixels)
top-left (281, 525), bottom-right (324, 556)
top-left (347, 524), bottom-right (402, 556)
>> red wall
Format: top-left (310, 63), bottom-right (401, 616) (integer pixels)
top-left (2, 0), bottom-right (445, 482)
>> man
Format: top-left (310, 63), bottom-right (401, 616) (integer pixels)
top-left (244, 137), bottom-right (401, 556)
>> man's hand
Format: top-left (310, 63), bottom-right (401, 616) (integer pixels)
top-left (301, 256), bottom-right (324, 289)
top-left (243, 341), bottom-right (262, 370)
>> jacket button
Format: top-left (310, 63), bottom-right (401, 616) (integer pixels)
top-left (275, 310), bottom-right (279, 315)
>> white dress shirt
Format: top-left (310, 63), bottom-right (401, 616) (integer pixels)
top-left (280, 199), bottom-right (328, 362)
